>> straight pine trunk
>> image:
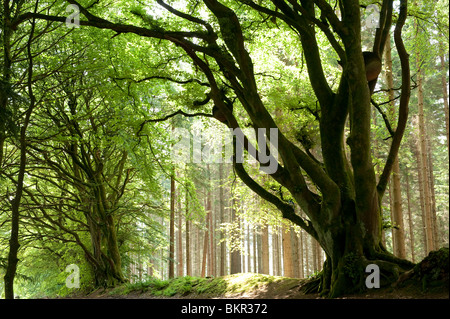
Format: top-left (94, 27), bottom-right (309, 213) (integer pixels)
top-left (201, 208), bottom-right (209, 277)
top-left (291, 227), bottom-right (300, 278)
top-left (385, 34), bottom-right (406, 258)
top-left (304, 235), bottom-right (309, 277)
top-left (169, 173), bottom-right (175, 279)
top-left (416, 61), bottom-right (435, 254)
top-left (229, 197), bottom-right (242, 274)
top-left (256, 224), bottom-right (262, 273)
top-left (261, 224), bottom-right (270, 274)
top-left (272, 225), bottom-right (280, 276)
top-left (246, 222), bottom-right (251, 272)
top-left (425, 134), bottom-right (439, 249)
top-left (298, 230), bottom-right (304, 278)
top-left (177, 192), bottom-right (183, 277)
top-left (185, 188), bottom-right (191, 276)
top-left (405, 170), bottom-right (416, 262)
top-left (439, 45), bottom-right (449, 151)
top-left (282, 223), bottom-right (294, 277)
top-left (4, 18), bottom-right (35, 297)
top-left (414, 138), bottom-right (428, 258)
top-left (219, 162), bottom-right (226, 276)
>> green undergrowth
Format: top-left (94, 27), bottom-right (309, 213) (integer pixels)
top-left (106, 273), bottom-right (292, 298)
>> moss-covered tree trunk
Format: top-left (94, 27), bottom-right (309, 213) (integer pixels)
top-left (85, 208), bottom-right (125, 287)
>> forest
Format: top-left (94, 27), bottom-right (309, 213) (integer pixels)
top-left (0, 0), bottom-right (448, 300)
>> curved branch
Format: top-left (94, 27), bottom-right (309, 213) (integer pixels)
top-left (312, 0), bottom-right (348, 36)
top-left (137, 109), bottom-right (214, 136)
top-left (377, 0), bottom-right (410, 197)
top-left (373, 0), bottom-right (394, 56)
top-left (114, 75), bottom-right (210, 87)
top-left (371, 99), bottom-right (395, 137)
top-left (156, 0), bottom-right (215, 36)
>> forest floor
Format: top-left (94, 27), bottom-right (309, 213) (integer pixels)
top-left (69, 272), bottom-right (448, 300)
top-left (63, 248), bottom-right (449, 300)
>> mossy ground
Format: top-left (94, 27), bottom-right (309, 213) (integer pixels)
top-left (63, 248), bottom-right (449, 299)
top-left (64, 270), bottom-right (448, 299)
top-left (87, 273), bottom-right (303, 299)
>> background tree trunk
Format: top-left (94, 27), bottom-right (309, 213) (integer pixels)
top-left (282, 223), bottom-right (294, 277)
top-left (425, 134), bottom-right (439, 249)
top-left (169, 173), bottom-right (175, 279)
top-left (272, 224), bottom-right (281, 276)
top-left (405, 170), bottom-right (416, 262)
top-left (439, 44), bottom-right (449, 152)
top-left (298, 230), bottom-right (304, 278)
top-left (177, 190), bottom-right (183, 277)
top-left (185, 188), bottom-right (191, 276)
top-left (230, 197), bottom-right (242, 274)
top-left (291, 227), bottom-right (300, 277)
top-left (219, 162), bottom-right (226, 276)
top-left (4, 16), bottom-right (36, 298)
top-left (261, 224), bottom-right (269, 274)
top-left (201, 206), bottom-right (209, 277)
top-left (416, 63), bottom-right (435, 255)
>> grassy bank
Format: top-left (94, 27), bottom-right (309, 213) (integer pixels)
top-left (98, 273), bottom-right (301, 299)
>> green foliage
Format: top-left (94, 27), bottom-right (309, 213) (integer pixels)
top-left (0, 0), bottom-right (448, 299)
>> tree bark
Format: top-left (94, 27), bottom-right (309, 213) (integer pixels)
top-left (201, 208), bottom-right (209, 277)
top-left (425, 133), bottom-right (439, 249)
top-left (209, 193), bottom-right (215, 277)
top-left (4, 12), bottom-right (36, 298)
top-left (219, 163), bottom-right (226, 276)
top-left (404, 169), bottom-right (416, 262)
top-left (229, 197), bottom-right (242, 274)
top-left (282, 223), bottom-right (294, 277)
top-left (177, 189), bottom-right (183, 277)
top-left (416, 46), bottom-right (435, 254)
top-left (185, 188), bottom-right (191, 276)
top-left (169, 172), bottom-right (175, 279)
top-left (385, 34), bottom-right (406, 258)
top-left (304, 234), bottom-right (309, 277)
top-left (291, 227), bottom-right (300, 277)
top-left (272, 225), bottom-right (280, 276)
top-left (261, 224), bottom-right (270, 275)
top-left (246, 222), bottom-right (251, 272)
top-left (439, 45), bottom-right (449, 152)
top-left (256, 224), bottom-right (262, 273)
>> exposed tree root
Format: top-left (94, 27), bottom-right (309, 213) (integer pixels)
top-left (299, 248), bottom-right (449, 298)
top-left (395, 247), bottom-right (449, 291)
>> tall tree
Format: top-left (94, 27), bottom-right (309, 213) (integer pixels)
top-left (169, 172), bottom-right (175, 279)
top-left (415, 31), bottom-right (435, 254)
top-left (229, 197), bottom-right (242, 274)
top-left (384, 33), bottom-right (406, 258)
top-left (272, 224), bottom-right (281, 276)
top-left (298, 229), bottom-right (305, 278)
top-left (218, 163), bottom-right (226, 276)
top-left (185, 187), bottom-right (192, 276)
top-left (177, 188), bottom-right (183, 277)
top-left (260, 224), bottom-right (270, 275)
top-left (439, 44), bottom-right (449, 152)
top-left (282, 223), bottom-right (294, 277)
top-left (3, 3), bottom-right (37, 298)
top-left (404, 169), bottom-right (416, 262)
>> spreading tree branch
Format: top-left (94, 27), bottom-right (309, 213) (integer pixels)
top-left (377, 0), bottom-right (410, 197)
